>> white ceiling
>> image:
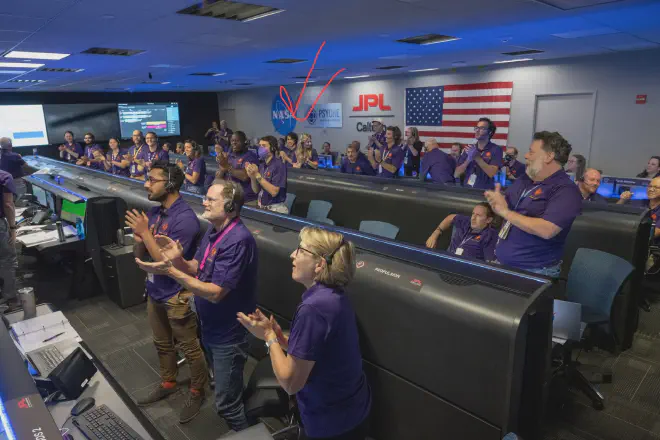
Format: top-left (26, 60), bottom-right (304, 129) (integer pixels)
top-left (0, 0), bottom-right (659, 92)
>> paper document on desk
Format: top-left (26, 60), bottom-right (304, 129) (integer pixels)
top-left (18, 230), bottom-right (59, 247)
top-left (11, 311), bottom-right (80, 353)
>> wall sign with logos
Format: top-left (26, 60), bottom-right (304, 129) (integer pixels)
top-left (303, 103), bottom-right (342, 128)
top-left (350, 93), bottom-right (396, 132)
top-left (271, 95), bottom-right (297, 136)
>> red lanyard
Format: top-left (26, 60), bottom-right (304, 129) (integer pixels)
top-left (198, 219), bottom-right (239, 272)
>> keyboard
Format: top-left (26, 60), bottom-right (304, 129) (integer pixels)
top-left (73, 405), bottom-right (144, 440)
top-left (29, 345), bottom-right (65, 377)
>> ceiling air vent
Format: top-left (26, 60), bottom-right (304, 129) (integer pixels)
top-left (235, 82), bottom-right (254, 86)
top-left (38, 67), bottom-right (84, 73)
top-left (396, 34), bottom-right (459, 45)
top-left (81, 47), bottom-right (145, 57)
top-left (177, 0), bottom-right (284, 22)
top-left (376, 65), bottom-right (405, 70)
top-left (8, 79), bottom-right (44, 83)
top-left (533, 0), bottom-right (621, 10)
top-left (502, 49), bottom-right (544, 56)
top-left (266, 58), bottom-right (306, 64)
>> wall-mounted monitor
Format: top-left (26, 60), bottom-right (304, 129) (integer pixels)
top-left (0, 105), bottom-right (49, 147)
top-left (118, 102), bottom-right (180, 138)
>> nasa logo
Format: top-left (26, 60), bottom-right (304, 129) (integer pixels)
top-left (307, 108), bottom-right (317, 126)
top-left (356, 261), bottom-right (365, 269)
top-left (272, 95), bottom-right (297, 136)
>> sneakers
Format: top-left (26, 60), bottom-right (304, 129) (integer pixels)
top-left (179, 390), bottom-right (204, 424)
top-left (136, 383), bottom-right (179, 406)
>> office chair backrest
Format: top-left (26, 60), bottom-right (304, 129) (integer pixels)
top-left (306, 200), bottom-right (332, 221)
top-left (566, 248), bottom-right (634, 319)
top-left (359, 220), bottom-right (400, 240)
top-left (318, 217), bottom-right (335, 226)
top-left (285, 192), bottom-right (296, 214)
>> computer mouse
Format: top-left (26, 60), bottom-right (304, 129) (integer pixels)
top-left (71, 397), bottom-right (95, 416)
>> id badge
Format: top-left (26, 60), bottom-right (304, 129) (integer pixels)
top-left (147, 273), bottom-right (154, 283)
top-left (379, 164), bottom-right (383, 174)
top-left (467, 174), bottom-right (477, 187)
top-left (404, 156), bottom-right (409, 165)
top-left (455, 248), bottom-right (464, 256)
top-left (499, 221), bottom-right (512, 240)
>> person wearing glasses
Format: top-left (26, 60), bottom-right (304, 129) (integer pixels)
top-left (503, 147), bottom-right (526, 181)
top-left (619, 176), bottom-right (660, 225)
top-left (136, 181), bottom-right (258, 432)
top-left (103, 137), bottom-right (130, 177)
top-left (455, 118), bottom-right (504, 189)
top-left (237, 227), bottom-right (371, 440)
top-left (246, 135), bottom-right (288, 213)
top-left (126, 163), bottom-right (207, 424)
top-left (177, 140), bottom-right (207, 194)
top-left (425, 202), bottom-right (497, 261)
top-left (76, 132), bottom-right (104, 170)
top-left (485, 131), bottom-right (581, 278)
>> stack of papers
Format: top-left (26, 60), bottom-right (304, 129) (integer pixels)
top-left (11, 311), bottom-right (80, 354)
top-left (17, 230), bottom-right (59, 247)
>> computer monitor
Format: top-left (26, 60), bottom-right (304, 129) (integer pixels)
top-left (615, 177), bottom-right (649, 200)
top-left (31, 185), bottom-right (47, 208)
top-left (596, 176), bottom-right (616, 198)
top-left (318, 154), bottom-right (333, 169)
top-left (60, 199), bottom-right (86, 224)
top-left (46, 191), bottom-right (56, 213)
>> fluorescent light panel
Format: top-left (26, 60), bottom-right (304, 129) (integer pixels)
top-left (410, 68), bottom-right (439, 72)
top-left (242, 9), bottom-right (285, 22)
top-left (494, 58), bottom-right (534, 64)
top-left (344, 75), bottom-right (370, 79)
top-left (422, 37), bottom-right (460, 45)
top-left (0, 62), bottom-right (44, 68)
top-left (4, 50), bottom-right (70, 60)
top-left (296, 80), bottom-right (316, 83)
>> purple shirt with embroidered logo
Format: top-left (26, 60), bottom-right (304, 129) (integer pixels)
top-left (378, 144), bottom-right (405, 178)
top-left (297, 148), bottom-right (319, 169)
top-left (193, 219), bottom-right (258, 345)
top-left (84, 144), bottom-right (104, 170)
top-left (0, 170), bottom-right (16, 219)
top-left (420, 148), bottom-right (456, 184)
top-left (146, 197), bottom-right (200, 302)
top-left (507, 160), bottom-right (526, 180)
top-left (495, 170), bottom-right (582, 270)
top-left (457, 141), bottom-right (504, 189)
top-left (340, 152), bottom-right (375, 176)
top-left (287, 283), bottom-right (371, 438)
top-left (228, 150), bottom-right (259, 202)
top-left (447, 215), bottom-right (497, 261)
top-left (258, 157), bottom-right (287, 206)
top-left (106, 149), bottom-right (130, 177)
top-left (63, 142), bottom-right (84, 163)
top-left (282, 147), bottom-right (297, 168)
top-left (184, 157), bottom-right (207, 194)
top-left (128, 144), bottom-right (147, 176)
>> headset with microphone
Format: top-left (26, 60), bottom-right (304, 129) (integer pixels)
top-left (323, 239), bottom-right (345, 265)
top-left (224, 185), bottom-right (237, 214)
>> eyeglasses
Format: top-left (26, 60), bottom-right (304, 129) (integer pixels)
top-left (474, 126), bottom-right (490, 132)
top-left (146, 177), bottom-right (168, 185)
top-left (295, 245), bottom-right (317, 258)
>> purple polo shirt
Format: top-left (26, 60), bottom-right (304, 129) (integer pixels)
top-left (369, 130), bottom-right (386, 150)
top-left (495, 170), bottom-right (582, 270)
top-left (458, 141), bottom-right (504, 189)
top-left (340, 153), bottom-right (375, 176)
top-left (287, 283), bottom-right (371, 438)
top-left (228, 149), bottom-right (258, 202)
top-left (507, 160), bottom-right (526, 180)
top-left (106, 149), bottom-right (130, 177)
top-left (217, 128), bottom-right (232, 150)
top-left (141, 148), bottom-right (169, 167)
top-left (0, 170), bottom-right (16, 219)
top-left (378, 144), bottom-right (405, 178)
top-left (282, 146), bottom-right (297, 168)
top-left (583, 192), bottom-right (608, 204)
top-left (0, 151), bottom-right (26, 179)
top-left (258, 157), bottom-right (287, 206)
top-left (64, 142), bottom-right (84, 163)
top-left (193, 219), bottom-right (257, 345)
top-left (447, 215), bottom-right (496, 261)
top-left (420, 148), bottom-right (456, 184)
top-left (298, 148), bottom-right (319, 169)
top-left (146, 197), bottom-right (200, 302)
top-left (84, 144), bottom-right (104, 170)
top-left (184, 158), bottom-right (207, 194)
top-left (128, 144), bottom-right (147, 177)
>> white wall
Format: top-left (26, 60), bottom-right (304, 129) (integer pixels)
top-left (218, 49), bottom-right (660, 177)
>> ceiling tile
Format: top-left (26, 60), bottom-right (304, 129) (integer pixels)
top-left (0, 30), bottom-right (30, 43)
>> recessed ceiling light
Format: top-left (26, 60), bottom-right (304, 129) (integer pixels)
top-left (242, 9), bottom-right (285, 22)
top-left (0, 70), bottom-right (27, 74)
top-left (161, 81), bottom-right (171, 84)
top-left (494, 58), bottom-right (534, 64)
top-left (397, 34), bottom-right (460, 45)
top-left (0, 62), bottom-right (44, 68)
top-left (4, 51), bottom-right (70, 60)
top-left (296, 81), bottom-right (316, 84)
top-left (409, 68), bottom-right (439, 72)
top-left (344, 75), bottom-right (370, 79)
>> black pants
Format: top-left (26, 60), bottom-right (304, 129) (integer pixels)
top-left (305, 417), bottom-right (369, 440)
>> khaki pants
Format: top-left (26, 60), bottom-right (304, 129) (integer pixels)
top-left (147, 291), bottom-right (208, 391)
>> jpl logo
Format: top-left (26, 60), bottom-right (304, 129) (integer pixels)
top-left (271, 95), bottom-right (297, 136)
top-left (352, 94), bottom-right (391, 112)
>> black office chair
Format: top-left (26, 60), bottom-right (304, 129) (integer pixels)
top-left (243, 357), bottom-right (300, 439)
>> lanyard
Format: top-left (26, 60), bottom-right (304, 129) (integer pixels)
top-left (457, 229), bottom-right (476, 248)
top-left (515, 184), bottom-right (542, 209)
top-left (198, 219), bottom-right (239, 272)
top-left (383, 147), bottom-right (393, 163)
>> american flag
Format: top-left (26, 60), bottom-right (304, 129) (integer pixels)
top-left (405, 81), bottom-right (514, 149)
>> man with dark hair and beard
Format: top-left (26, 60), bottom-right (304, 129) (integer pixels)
top-left (125, 162), bottom-right (207, 424)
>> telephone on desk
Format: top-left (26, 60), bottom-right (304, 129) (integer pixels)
top-left (31, 210), bottom-right (50, 225)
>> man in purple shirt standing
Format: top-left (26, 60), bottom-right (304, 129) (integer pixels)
top-left (128, 130), bottom-right (148, 179)
top-left (504, 147), bottom-right (526, 181)
top-left (456, 118), bottom-right (504, 189)
top-left (367, 118), bottom-right (386, 151)
top-left (420, 139), bottom-right (456, 184)
top-left (0, 170), bottom-right (17, 309)
top-left (0, 137), bottom-right (30, 196)
top-left (136, 181), bottom-right (258, 432)
top-left (76, 132), bottom-right (105, 170)
top-left (367, 126), bottom-right (405, 178)
top-left (341, 141), bottom-right (375, 176)
top-left (485, 131), bottom-right (582, 277)
top-left (216, 131), bottom-right (258, 202)
top-left (126, 163), bottom-right (207, 424)
top-left (246, 136), bottom-right (288, 213)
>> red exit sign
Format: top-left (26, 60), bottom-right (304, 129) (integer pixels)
top-left (636, 94), bottom-right (647, 104)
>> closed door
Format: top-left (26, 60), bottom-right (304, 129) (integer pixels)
top-left (534, 93), bottom-right (595, 162)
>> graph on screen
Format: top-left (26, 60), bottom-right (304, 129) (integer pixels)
top-left (117, 102), bottom-right (180, 138)
top-left (0, 105), bottom-right (49, 147)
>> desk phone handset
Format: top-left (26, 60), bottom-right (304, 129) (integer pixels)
top-left (31, 210), bottom-right (50, 225)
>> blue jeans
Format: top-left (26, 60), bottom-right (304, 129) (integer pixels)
top-left (203, 337), bottom-right (250, 432)
top-left (525, 262), bottom-right (562, 278)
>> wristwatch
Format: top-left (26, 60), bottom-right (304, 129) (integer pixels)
top-left (265, 338), bottom-right (278, 353)
top-left (9, 225), bottom-right (17, 230)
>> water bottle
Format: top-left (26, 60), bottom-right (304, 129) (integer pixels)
top-left (56, 221), bottom-right (65, 242)
top-left (17, 287), bottom-right (36, 320)
top-left (32, 148), bottom-right (38, 156)
top-left (75, 218), bottom-right (85, 240)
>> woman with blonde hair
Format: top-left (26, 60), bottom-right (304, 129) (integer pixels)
top-left (294, 133), bottom-right (319, 170)
top-left (237, 227), bottom-right (371, 440)
top-left (403, 127), bottom-right (423, 177)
